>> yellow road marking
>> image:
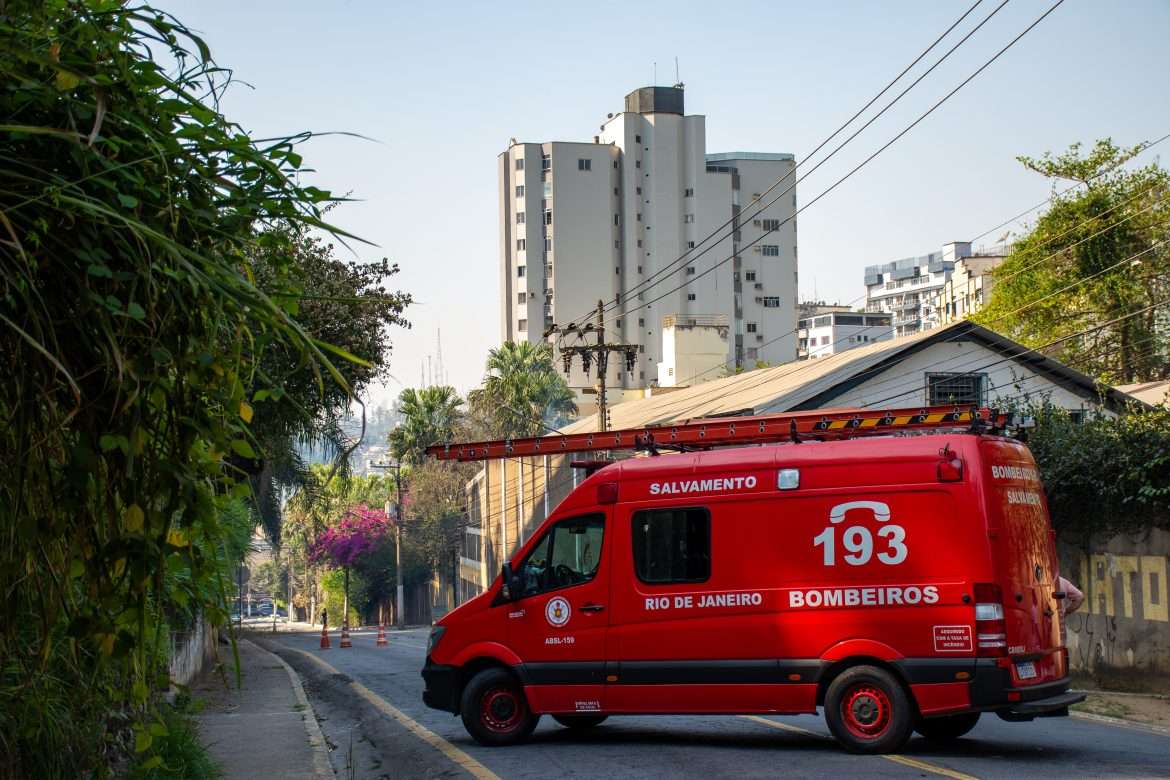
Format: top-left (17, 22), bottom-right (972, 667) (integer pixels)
top-left (741, 716), bottom-right (979, 780)
top-left (286, 647), bottom-right (499, 780)
top-left (741, 714), bottom-right (820, 736)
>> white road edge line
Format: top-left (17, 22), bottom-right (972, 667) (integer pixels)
top-left (284, 646), bottom-right (500, 780)
top-left (1071, 710), bottom-right (1170, 737)
top-left (244, 638), bottom-right (335, 780)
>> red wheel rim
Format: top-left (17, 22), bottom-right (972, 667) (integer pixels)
top-left (480, 686), bottom-right (524, 733)
top-left (840, 683), bottom-right (892, 740)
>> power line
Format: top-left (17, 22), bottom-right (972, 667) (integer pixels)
top-left (571, 0), bottom-right (1000, 326)
top-left (608, 0), bottom-right (1067, 326)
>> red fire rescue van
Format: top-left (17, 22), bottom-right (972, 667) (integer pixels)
top-left (421, 407), bottom-right (1083, 754)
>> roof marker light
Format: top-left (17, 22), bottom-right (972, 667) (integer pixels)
top-left (777, 469), bottom-right (800, 490)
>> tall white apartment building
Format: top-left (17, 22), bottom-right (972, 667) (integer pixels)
top-left (499, 86), bottom-right (798, 392)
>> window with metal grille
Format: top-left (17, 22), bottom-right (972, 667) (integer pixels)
top-left (925, 372), bottom-right (986, 406)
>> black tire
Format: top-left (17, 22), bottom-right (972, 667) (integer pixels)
top-left (824, 665), bottom-right (914, 754)
top-left (552, 714), bottom-right (608, 729)
top-left (459, 668), bottom-right (540, 747)
top-left (915, 712), bottom-right (981, 742)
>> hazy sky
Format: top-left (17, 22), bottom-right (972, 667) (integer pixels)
top-left (160, 0), bottom-right (1170, 404)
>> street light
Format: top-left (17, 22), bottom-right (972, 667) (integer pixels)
top-left (372, 460), bottom-right (405, 629)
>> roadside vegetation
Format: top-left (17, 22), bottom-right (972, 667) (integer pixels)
top-left (0, 2), bottom-right (407, 776)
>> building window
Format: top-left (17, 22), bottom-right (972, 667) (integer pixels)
top-left (614, 187), bottom-right (619, 195)
top-left (687, 241), bottom-right (695, 249)
top-left (515, 185), bottom-right (525, 198)
top-left (544, 238), bottom-right (552, 252)
top-left (746, 347), bottom-right (758, 359)
top-left (926, 373), bottom-right (987, 406)
top-left (613, 160), bottom-right (618, 169)
top-left (516, 212), bottom-right (525, 224)
top-left (578, 158), bottom-right (592, 171)
top-left (614, 214), bottom-right (620, 226)
top-left (684, 187), bottom-right (694, 197)
top-left (636, 186), bottom-right (642, 195)
top-left (761, 245), bottom-right (779, 256)
top-left (635, 134), bottom-right (642, 143)
top-left (544, 210), bottom-right (553, 225)
top-left (638, 318), bottom-right (645, 327)
top-left (637, 239), bottom-right (642, 248)
top-left (518, 319), bottom-right (527, 332)
top-left (746, 322), bottom-right (757, 333)
top-left (517, 266), bottom-right (526, 278)
top-left (546, 263), bottom-right (553, 275)
top-left (761, 219), bottom-right (780, 231)
top-left (820, 335), bottom-right (830, 345)
top-left (616, 266), bottom-right (621, 275)
top-left (636, 160), bottom-right (641, 169)
top-left (637, 213), bottom-right (642, 222)
top-left (614, 240), bottom-right (620, 249)
top-left (515, 157), bottom-right (524, 171)
top-left (633, 507), bottom-right (709, 584)
top-left (745, 270), bottom-right (757, 281)
top-left (518, 292), bottom-right (526, 304)
top-left (686, 266), bottom-right (695, 275)
top-left (763, 297), bottom-right (780, 308)
top-left (516, 239), bottom-right (525, 251)
top-left (541, 154), bottom-right (551, 171)
top-left (687, 293), bottom-right (696, 301)
top-left (684, 214), bottom-right (695, 224)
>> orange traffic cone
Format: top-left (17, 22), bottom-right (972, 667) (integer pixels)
top-left (376, 624), bottom-right (389, 647)
top-left (339, 622), bottom-right (352, 648)
top-left (319, 624), bottom-right (331, 649)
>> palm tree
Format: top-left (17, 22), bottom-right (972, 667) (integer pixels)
top-left (468, 342), bottom-right (577, 438)
top-left (389, 386), bottom-right (465, 464)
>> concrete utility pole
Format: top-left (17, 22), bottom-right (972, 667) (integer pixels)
top-left (548, 300), bottom-right (640, 433)
top-left (374, 461), bottom-right (406, 629)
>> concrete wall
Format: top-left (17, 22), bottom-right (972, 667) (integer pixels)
top-left (1059, 529), bottom-right (1170, 673)
top-left (169, 617), bottom-right (218, 689)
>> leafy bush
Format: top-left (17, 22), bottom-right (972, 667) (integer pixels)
top-left (0, 2), bottom-right (360, 775)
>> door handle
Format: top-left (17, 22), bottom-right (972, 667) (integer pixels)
top-left (580, 603), bottom-right (606, 613)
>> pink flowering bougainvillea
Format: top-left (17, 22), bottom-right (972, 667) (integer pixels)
top-left (309, 504), bottom-right (390, 568)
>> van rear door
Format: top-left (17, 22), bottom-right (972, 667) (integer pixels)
top-left (980, 439), bottom-right (1064, 685)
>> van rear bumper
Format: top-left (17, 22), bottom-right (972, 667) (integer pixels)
top-left (968, 659), bottom-right (1083, 716)
top-left (421, 661), bottom-right (459, 714)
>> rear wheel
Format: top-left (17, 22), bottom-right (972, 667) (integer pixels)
top-left (552, 714), bottom-right (608, 729)
top-left (824, 665), bottom-right (913, 754)
top-left (915, 712), bottom-right (981, 742)
top-left (460, 668), bottom-right (540, 747)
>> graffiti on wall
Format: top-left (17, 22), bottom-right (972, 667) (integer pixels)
top-left (1065, 553), bottom-right (1170, 671)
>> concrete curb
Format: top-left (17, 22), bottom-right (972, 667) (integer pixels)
top-left (242, 638), bottom-right (335, 779)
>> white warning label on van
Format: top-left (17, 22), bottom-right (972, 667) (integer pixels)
top-left (787, 585), bottom-right (939, 609)
top-left (933, 625), bottom-right (974, 652)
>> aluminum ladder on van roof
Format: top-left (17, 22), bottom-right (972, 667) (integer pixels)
top-left (425, 405), bottom-right (1009, 462)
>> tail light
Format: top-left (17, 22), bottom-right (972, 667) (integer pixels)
top-left (974, 582), bottom-right (1007, 657)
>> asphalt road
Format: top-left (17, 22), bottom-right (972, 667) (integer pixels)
top-left (261, 627), bottom-right (1170, 780)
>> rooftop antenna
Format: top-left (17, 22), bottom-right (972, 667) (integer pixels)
top-left (653, 61), bottom-right (657, 86)
top-left (674, 56), bottom-right (680, 87)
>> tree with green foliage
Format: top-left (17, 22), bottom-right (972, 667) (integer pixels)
top-left (389, 386), bottom-right (465, 465)
top-left (467, 341), bottom-right (577, 438)
top-left (0, 3), bottom-right (395, 775)
top-left (974, 139), bottom-right (1170, 384)
top-left (1024, 403), bottom-right (1170, 546)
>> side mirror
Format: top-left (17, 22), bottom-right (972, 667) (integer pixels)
top-left (500, 563), bottom-right (516, 601)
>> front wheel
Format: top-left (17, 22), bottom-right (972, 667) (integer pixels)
top-left (915, 712), bottom-right (981, 742)
top-left (552, 714), bottom-right (608, 729)
top-left (824, 665), bottom-right (913, 754)
top-left (460, 668), bottom-right (540, 747)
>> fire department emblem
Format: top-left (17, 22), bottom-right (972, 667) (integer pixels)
top-left (545, 596), bottom-right (571, 627)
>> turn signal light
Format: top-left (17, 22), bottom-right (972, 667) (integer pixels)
top-left (937, 457), bottom-right (964, 482)
top-left (597, 481), bottom-right (619, 504)
top-left (974, 582), bottom-right (1007, 657)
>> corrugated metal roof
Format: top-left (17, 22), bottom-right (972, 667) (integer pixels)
top-left (1118, 380), bottom-right (1170, 406)
top-left (559, 323), bottom-right (956, 434)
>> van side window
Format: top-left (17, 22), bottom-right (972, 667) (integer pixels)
top-left (632, 508), bottom-right (711, 584)
top-left (517, 514), bottom-right (605, 598)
